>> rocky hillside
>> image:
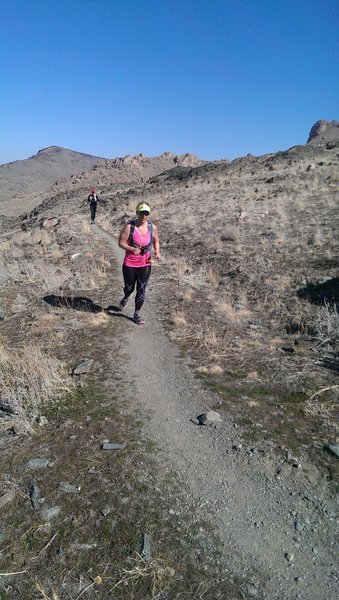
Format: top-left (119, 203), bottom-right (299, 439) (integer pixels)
top-left (0, 148), bottom-right (205, 217)
top-left (0, 146), bottom-right (106, 214)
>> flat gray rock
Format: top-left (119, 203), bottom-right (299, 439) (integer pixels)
top-left (26, 458), bottom-right (50, 469)
top-left (41, 506), bottom-right (61, 521)
top-left (58, 482), bottom-right (79, 493)
top-left (72, 358), bottom-right (94, 375)
top-left (325, 444), bottom-right (339, 458)
top-left (0, 490), bottom-right (16, 509)
top-left (101, 442), bottom-right (126, 450)
top-left (197, 410), bottom-right (222, 425)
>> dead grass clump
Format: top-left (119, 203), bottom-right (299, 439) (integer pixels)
top-left (29, 228), bottom-right (52, 246)
top-left (192, 324), bottom-right (227, 360)
top-left (313, 301), bottom-right (339, 341)
top-left (206, 268), bottom-right (220, 288)
top-left (0, 344), bottom-right (74, 413)
top-left (110, 554), bottom-right (175, 598)
top-left (197, 364), bottom-right (224, 375)
top-left (221, 226), bottom-right (239, 242)
top-left (171, 311), bottom-right (187, 327)
top-left (304, 385), bottom-right (339, 419)
top-left (216, 300), bottom-right (252, 322)
top-left (35, 580), bottom-right (60, 600)
top-left (11, 293), bottom-right (30, 314)
top-left (25, 263), bottom-right (72, 293)
top-left (182, 288), bottom-right (194, 302)
top-left (84, 312), bottom-right (110, 327)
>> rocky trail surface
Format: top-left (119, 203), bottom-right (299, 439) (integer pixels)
top-left (92, 224), bottom-right (338, 600)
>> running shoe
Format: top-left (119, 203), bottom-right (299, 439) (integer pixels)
top-left (133, 314), bottom-right (145, 325)
top-left (119, 297), bottom-right (129, 311)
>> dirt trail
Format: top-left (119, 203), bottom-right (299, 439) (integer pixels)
top-left (95, 224), bottom-right (338, 600)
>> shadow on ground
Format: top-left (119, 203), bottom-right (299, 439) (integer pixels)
top-left (43, 295), bottom-right (135, 322)
top-left (297, 277), bottom-right (339, 308)
top-left (43, 294), bottom-right (104, 313)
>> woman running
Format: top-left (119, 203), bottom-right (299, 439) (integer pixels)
top-left (118, 202), bottom-right (160, 325)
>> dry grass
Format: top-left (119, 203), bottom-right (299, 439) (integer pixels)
top-left (313, 301), bottom-right (339, 341)
top-left (35, 580), bottom-right (60, 600)
top-left (206, 267), bottom-right (220, 288)
top-left (304, 385), bottom-right (339, 420)
top-left (109, 554), bottom-right (175, 598)
top-left (220, 225), bottom-right (239, 242)
top-left (0, 343), bottom-right (74, 413)
top-left (171, 310), bottom-right (187, 327)
top-left (216, 299), bottom-right (252, 322)
top-left (182, 288), bottom-right (194, 302)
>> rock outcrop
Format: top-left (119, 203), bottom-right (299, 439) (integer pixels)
top-left (307, 120), bottom-right (339, 143)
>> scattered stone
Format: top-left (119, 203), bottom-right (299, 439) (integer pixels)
top-left (0, 396), bottom-right (21, 415)
top-left (9, 420), bottom-right (32, 436)
top-left (324, 444), bottom-right (339, 458)
top-left (72, 358), bottom-right (94, 376)
top-left (280, 344), bottom-right (295, 353)
top-left (168, 509), bottom-right (175, 515)
top-left (294, 520), bottom-right (304, 533)
top-left (58, 482), bottom-right (80, 493)
top-left (240, 583), bottom-right (259, 598)
top-left (40, 217), bottom-right (59, 229)
top-left (41, 506), bottom-right (61, 521)
top-left (0, 490), bottom-right (15, 509)
top-left (101, 442), bottom-right (126, 450)
top-left (26, 458), bottom-right (50, 469)
top-left (0, 309), bottom-right (5, 321)
top-left (71, 252), bottom-right (82, 260)
top-left (234, 302), bottom-right (246, 310)
top-left (36, 415), bottom-right (48, 426)
top-left (232, 443), bottom-right (243, 451)
top-left (29, 479), bottom-right (41, 509)
top-left (140, 533), bottom-right (152, 562)
top-left (190, 417), bottom-right (200, 425)
top-left (101, 506), bottom-right (111, 517)
top-left (70, 542), bottom-right (97, 551)
top-left (196, 411), bottom-right (222, 426)
top-left (285, 552), bottom-right (294, 562)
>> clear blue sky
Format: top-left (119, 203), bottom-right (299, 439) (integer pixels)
top-left (1, 0), bottom-right (338, 164)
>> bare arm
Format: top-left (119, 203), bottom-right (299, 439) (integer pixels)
top-left (153, 224), bottom-right (160, 259)
top-left (118, 224), bottom-right (141, 254)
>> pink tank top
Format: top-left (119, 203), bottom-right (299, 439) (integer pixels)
top-left (123, 226), bottom-right (151, 267)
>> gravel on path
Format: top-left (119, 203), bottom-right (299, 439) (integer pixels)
top-left (96, 223), bottom-right (338, 600)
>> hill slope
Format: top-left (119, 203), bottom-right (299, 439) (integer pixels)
top-left (0, 146), bottom-right (106, 215)
top-left (0, 148), bottom-right (205, 217)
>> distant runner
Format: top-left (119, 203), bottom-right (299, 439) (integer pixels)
top-left (88, 188), bottom-right (99, 223)
top-left (118, 202), bottom-right (160, 325)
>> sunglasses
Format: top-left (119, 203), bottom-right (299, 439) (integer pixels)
top-left (138, 211), bottom-right (150, 216)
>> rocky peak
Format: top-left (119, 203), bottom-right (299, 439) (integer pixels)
top-left (307, 120), bottom-right (339, 143)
